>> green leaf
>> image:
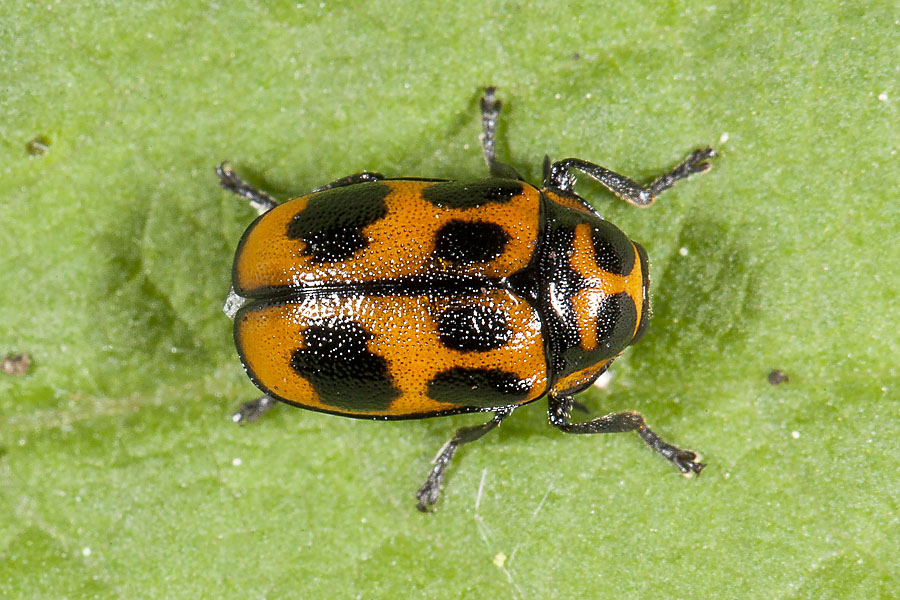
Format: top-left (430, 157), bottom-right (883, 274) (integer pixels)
top-left (2, 2), bottom-right (898, 598)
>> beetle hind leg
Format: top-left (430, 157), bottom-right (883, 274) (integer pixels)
top-left (416, 406), bottom-right (514, 512)
top-left (215, 162), bottom-right (279, 215)
top-left (548, 395), bottom-right (704, 475)
top-left (479, 87), bottom-right (524, 180)
top-left (232, 394), bottom-right (278, 425)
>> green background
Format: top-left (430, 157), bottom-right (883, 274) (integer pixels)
top-left (2, 2), bottom-right (898, 598)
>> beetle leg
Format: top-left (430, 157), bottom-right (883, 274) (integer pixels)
top-left (416, 406), bottom-right (515, 512)
top-left (545, 147), bottom-right (716, 207)
top-left (311, 172), bottom-right (386, 192)
top-left (479, 87), bottom-right (524, 180)
top-left (548, 394), bottom-right (705, 475)
top-left (216, 162), bottom-right (279, 215)
top-left (232, 394), bottom-right (278, 425)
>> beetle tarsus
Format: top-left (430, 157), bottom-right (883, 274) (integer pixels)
top-left (649, 146), bottom-right (717, 198)
top-left (636, 424), bottom-right (705, 475)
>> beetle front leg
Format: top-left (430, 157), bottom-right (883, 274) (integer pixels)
top-left (548, 395), bottom-right (705, 475)
top-left (216, 163), bottom-right (279, 215)
top-left (544, 147), bottom-right (716, 207)
top-left (416, 406), bottom-right (514, 512)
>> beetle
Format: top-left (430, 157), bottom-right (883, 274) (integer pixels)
top-left (217, 87), bottom-right (715, 511)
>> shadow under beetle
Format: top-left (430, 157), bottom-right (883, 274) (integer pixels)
top-left (218, 87), bottom-right (715, 512)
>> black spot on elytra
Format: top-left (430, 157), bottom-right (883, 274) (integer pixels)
top-left (595, 292), bottom-right (638, 352)
top-left (422, 179), bottom-right (523, 209)
top-left (291, 319), bottom-right (399, 412)
top-left (437, 305), bottom-right (512, 352)
top-left (427, 367), bottom-right (531, 407)
top-left (592, 222), bottom-right (635, 276)
top-left (434, 220), bottom-right (510, 264)
top-left (286, 183), bottom-right (391, 262)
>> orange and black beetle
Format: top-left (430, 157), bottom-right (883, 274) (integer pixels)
top-left (218, 87), bottom-right (715, 511)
